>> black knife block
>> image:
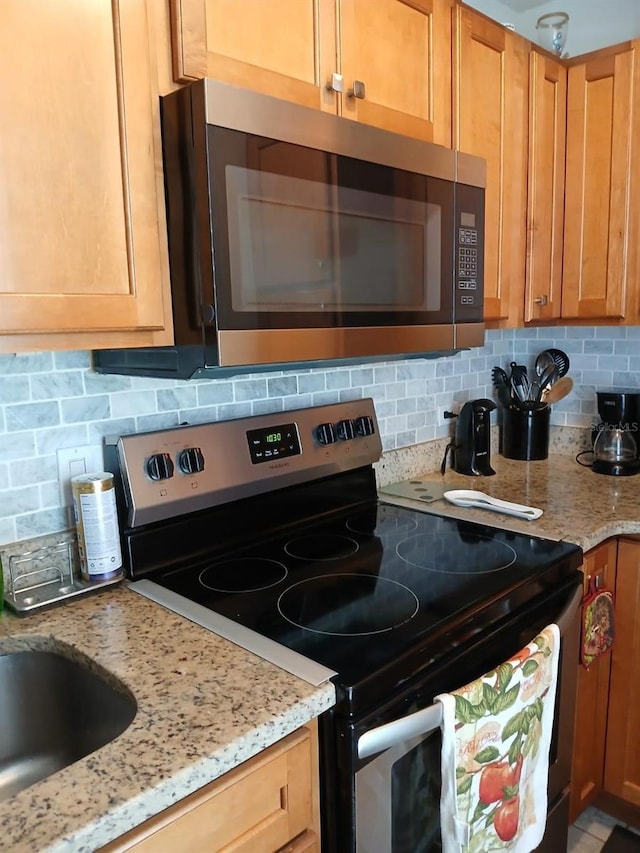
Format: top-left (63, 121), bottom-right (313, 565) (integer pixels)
top-left (500, 405), bottom-right (550, 461)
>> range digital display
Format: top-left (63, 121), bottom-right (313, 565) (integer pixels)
top-left (247, 423), bottom-right (301, 464)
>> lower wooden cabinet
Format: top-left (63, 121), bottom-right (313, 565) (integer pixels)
top-left (569, 539), bottom-right (617, 823)
top-left (604, 538), bottom-right (640, 808)
top-left (102, 721), bottom-right (320, 853)
top-left (570, 536), bottom-right (640, 824)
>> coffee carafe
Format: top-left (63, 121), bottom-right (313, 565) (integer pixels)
top-left (593, 389), bottom-right (640, 476)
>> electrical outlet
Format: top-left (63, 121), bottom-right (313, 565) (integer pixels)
top-left (441, 405), bottom-right (459, 423)
top-left (56, 445), bottom-right (105, 506)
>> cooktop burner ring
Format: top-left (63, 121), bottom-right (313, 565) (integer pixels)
top-left (199, 558), bottom-right (288, 593)
top-left (396, 531), bottom-right (518, 574)
top-left (277, 573), bottom-right (420, 636)
top-left (284, 534), bottom-right (360, 561)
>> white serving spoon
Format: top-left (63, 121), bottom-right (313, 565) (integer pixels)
top-left (443, 490), bottom-right (543, 521)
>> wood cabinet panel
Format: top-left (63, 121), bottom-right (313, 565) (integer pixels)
top-left (453, 6), bottom-right (528, 325)
top-left (525, 51), bottom-right (566, 323)
top-left (101, 723), bottom-right (320, 853)
top-left (0, 0), bottom-right (172, 350)
top-left (169, 0), bottom-right (451, 142)
top-left (604, 538), bottom-right (640, 807)
top-left (570, 540), bottom-right (617, 823)
top-left (562, 43), bottom-right (637, 320)
top-left (169, 0), bottom-right (337, 112)
top-left (339, 0), bottom-right (452, 143)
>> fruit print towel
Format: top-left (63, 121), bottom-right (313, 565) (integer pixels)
top-left (436, 623), bottom-right (560, 853)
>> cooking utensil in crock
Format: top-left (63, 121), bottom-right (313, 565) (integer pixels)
top-left (534, 350), bottom-right (555, 375)
top-left (509, 363), bottom-right (530, 402)
top-left (491, 366), bottom-right (512, 408)
top-left (535, 348), bottom-right (570, 382)
top-left (546, 348), bottom-right (570, 378)
top-left (534, 361), bottom-right (559, 400)
top-left (542, 376), bottom-right (573, 404)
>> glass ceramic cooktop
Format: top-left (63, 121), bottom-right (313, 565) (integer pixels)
top-left (147, 501), bottom-right (579, 691)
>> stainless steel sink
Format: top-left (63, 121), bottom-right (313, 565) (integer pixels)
top-left (0, 648), bottom-right (137, 801)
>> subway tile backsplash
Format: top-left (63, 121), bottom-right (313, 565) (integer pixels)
top-left (0, 327), bottom-right (638, 546)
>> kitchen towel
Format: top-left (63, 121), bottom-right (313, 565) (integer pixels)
top-left (436, 623), bottom-right (560, 853)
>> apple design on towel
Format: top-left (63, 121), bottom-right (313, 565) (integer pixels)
top-left (494, 795), bottom-right (520, 842)
top-left (478, 753), bottom-right (523, 804)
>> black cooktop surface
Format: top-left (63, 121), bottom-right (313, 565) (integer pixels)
top-left (147, 500), bottom-right (582, 703)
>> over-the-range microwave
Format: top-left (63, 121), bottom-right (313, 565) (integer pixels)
top-left (94, 80), bottom-right (486, 380)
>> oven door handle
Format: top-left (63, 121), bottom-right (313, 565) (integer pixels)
top-left (358, 701), bottom-right (443, 759)
top-left (357, 582), bottom-right (582, 760)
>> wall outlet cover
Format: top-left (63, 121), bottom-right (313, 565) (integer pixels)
top-left (56, 445), bottom-right (105, 506)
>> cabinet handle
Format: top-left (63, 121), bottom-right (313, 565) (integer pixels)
top-left (326, 73), bottom-right (344, 93)
top-left (347, 80), bottom-right (366, 99)
top-left (534, 295), bottom-right (548, 306)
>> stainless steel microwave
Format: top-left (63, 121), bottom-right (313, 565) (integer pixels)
top-left (94, 80), bottom-right (486, 380)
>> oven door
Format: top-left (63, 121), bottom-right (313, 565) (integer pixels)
top-left (346, 579), bottom-right (581, 853)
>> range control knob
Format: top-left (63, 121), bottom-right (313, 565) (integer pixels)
top-left (316, 422), bottom-right (337, 446)
top-left (355, 415), bottom-right (375, 437)
top-left (336, 418), bottom-right (356, 441)
top-left (178, 447), bottom-right (205, 474)
top-left (146, 452), bottom-right (174, 482)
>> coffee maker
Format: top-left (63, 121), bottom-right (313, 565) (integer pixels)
top-left (592, 388), bottom-right (640, 476)
top-left (449, 398), bottom-right (497, 476)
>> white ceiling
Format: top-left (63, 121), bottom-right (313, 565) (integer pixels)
top-left (498, 0), bottom-right (549, 10)
top-left (464, 0), bottom-right (640, 55)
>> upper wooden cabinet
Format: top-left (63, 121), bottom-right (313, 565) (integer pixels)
top-left (337, 0), bottom-right (452, 143)
top-left (0, 0), bottom-right (173, 353)
top-left (169, 0), bottom-right (452, 143)
top-left (525, 51), bottom-right (567, 323)
top-left (453, 6), bottom-right (528, 324)
top-left (562, 41), bottom-right (639, 322)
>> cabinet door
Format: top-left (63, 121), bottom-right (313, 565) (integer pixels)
top-left (339, 0), bottom-right (452, 143)
top-left (604, 538), bottom-right (640, 807)
top-left (525, 51), bottom-right (566, 323)
top-left (101, 723), bottom-right (320, 852)
top-left (169, 0), bottom-right (338, 112)
top-left (562, 42), bottom-right (637, 320)
top-left (453, 7), bottom-right (528, 325)
top-left (0, 0), bottom-right (172, 351)
top-left (569, 540), bottom-right (617, 823)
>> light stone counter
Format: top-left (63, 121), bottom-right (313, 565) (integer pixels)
top-left (0, 588), bottom-right (335, 853)
top-left (375, 434), bottom-right (640, 552)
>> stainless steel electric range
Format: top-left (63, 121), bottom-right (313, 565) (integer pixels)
top-left (105, 399), bottom-right (583, 853)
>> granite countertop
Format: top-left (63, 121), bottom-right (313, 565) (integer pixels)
top-left (377, 451), bottom-right (640, 552)
top-left (0, 588), bottom-right (335, 853)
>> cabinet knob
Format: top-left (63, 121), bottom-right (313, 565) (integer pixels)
top-left (534, 295), bottom-right (548, 306)
top-left (347, 80), bottom-right (366, 99)
top-left (326, 73), bottom-right (344, 93)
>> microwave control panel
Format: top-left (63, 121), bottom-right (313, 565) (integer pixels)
top-left (457, 227), bottom-right (478, 305)
top-left (454, 183), bottom-right (484, 322)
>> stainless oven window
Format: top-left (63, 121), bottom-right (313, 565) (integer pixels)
top-left (225, 162), bottom-right (442, 313)
top-left (356, 729), bottom-right (442, 853)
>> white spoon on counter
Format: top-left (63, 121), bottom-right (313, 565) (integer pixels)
top-left (443, 490), bottom-right (543, 521)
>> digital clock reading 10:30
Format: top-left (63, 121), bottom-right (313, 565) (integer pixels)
top-left (247, 423), bottom-right (301, 464)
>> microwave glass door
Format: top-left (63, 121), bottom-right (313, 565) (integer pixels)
top-left (208, 128), bottom-right (455, 329)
